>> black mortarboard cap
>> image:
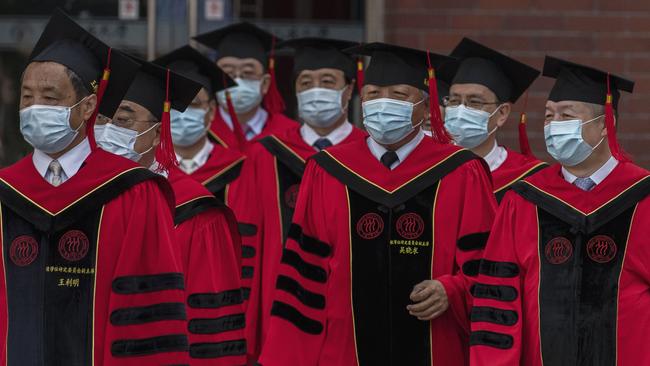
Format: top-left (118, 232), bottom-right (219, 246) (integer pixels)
top-left (543, 56), bottom-right (634, 109)
top-left (122, 57), bottom-right (203, 120)
top-left (193, 22), bottom-right (277, 67)
top-left (277, 37), bottom-right (357, 81)
top-left (28, 9), bottom-right (140, 118)
top-left (344, 42), bottom-right (456, 92)
top-left (435, 61), bottom-right (458, 106)
top-left (153, 45), bottom-right (235, 95)
top-left (450, 37), bottom-right (540, 103)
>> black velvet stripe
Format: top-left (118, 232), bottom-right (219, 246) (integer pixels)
top-left (276, 275), bottom-right (326, 309)
top-left (241, 266), bottom-right (254, 279)
top-left (470, 306), bottom-right (518, 326)
top-left (111, 302), bottom-right (187, 326)
top-left (494, 163), bottom-right (548, 204)
top-left (188, 289), bottom-right (243, 309)
top-left (457, 232), bottom-right (490, 251)
top-left (237, 223), bottom-right (257, 237)
top-left (287, 223), bottom-right (331, 258)
top-left (112, 273), bottom-right (185, 294)
top-left (111, 334), bottom-right (189, 357)
top-left (280, 249), bottom-right (327, 283)
top-left (270, 301), bottom-right (324, 335)
top-left (190, 339), bottom-right (247, 359)
top-left (259, 136), bottom-right (307, 177)
top-left (0, 167), bottom-right (163, 232)
top-left (174, 196), bottom-right (223, 226)
top-left (470, 331), bottom-right (514, 349)
top-left (188, 314), bottom-right (246, 334)
top-left (204, 160), bottom-right (244, 197)
top-left (313, 149), bottom-right (479, 208)
top-left (512, 177), bottom-right (650, 234)
top-left (472, 284), bottom-right (518, 302)
top-left (241, 287), bottom-right (251, 300)
top-left (479, 260), bottom-right (520, 278)
top-left (241, 245), bottom-right (256, 258)
top-left (462, 259), bottom-right (481, 277)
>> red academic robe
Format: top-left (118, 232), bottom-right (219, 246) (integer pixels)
top-left (0, 149), bottom-right (189, 365)
top-left (168, 166), bottom-right (247, 365)
top-left (257, 137), bottom-right (498, 366)
top-left (208, 108), bottom-right (298, 152)
top-left (492, 148), bottom-right (548, 203)
top-left (470, 162), bottom-right (650, 366)
top-left (240, 124), bottom-right (367, 362)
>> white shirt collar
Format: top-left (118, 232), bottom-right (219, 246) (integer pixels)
top-left (483, 140), bottom-right (508, 172)
top-left (562, 156), bottom-right (619, 185)
top-left (219, 107), bottom-right (268, 141)
top-left (367, 129), bottom-right (425, 170)
top-left (176, 139), bottom-right (214, 174)
top-left (33, 138), bottom-right (91, 183)
top-left (300, 121), bottom-right (354, 150)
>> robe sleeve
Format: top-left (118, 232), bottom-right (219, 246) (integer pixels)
top-left (469, 191), bottom-right (523, 365)
top-left (257, 161), bottom-right (331, 366)
top-left (178, 207), bottom-right (247, 365)
top-left (101, 180), bottom-right (190, 365)
top-left (437, 160), bottom-right (497, 334)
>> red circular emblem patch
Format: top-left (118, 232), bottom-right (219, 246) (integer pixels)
top-left (10, 235), bottom-right (39, 266)
top-left (396, 213), bottom-right (425, 240)
top-left (544, 237), bottom-right (573, 265)
top-left (587, 235), bottom-right (617, 263)
top-left (58, 230), bottom-right (90, 262)
top-left (356, 213), bottom-right (384, 240)
top-left (284, 184), bottom-right (300, 209)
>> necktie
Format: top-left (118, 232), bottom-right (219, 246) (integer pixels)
top-left (574, 177), bottom-right (596, 191)
top-left (179, 159), bottom-right (198, 174)
top-left (380, 151), bottom-right (399, 169)
top-left (313, 138), bottom-right (333, 151)
top-left (48, 160), bottom-right (63, 187)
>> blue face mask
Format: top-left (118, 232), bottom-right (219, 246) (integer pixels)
top-left (19, 98), bottom-right (87, 154)
top-left (217, 78), bottom-right (263, 114)
top-left (444, 104), bottom-right (501, 149)
top-left (362, 98), bottom-right (423, 145)
top-left (171, 107), bottom-right (208, 147)
top-left (297, 87), bottom-right (346, 128)
top-left (544, 115), bottom-right (605, 167)
top-left (95, 122), bottom-right (158, 162)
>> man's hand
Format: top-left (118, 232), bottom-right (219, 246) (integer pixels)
top-left (406, 279), bottom-right (449, 321)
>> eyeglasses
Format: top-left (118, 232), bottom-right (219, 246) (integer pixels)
top-left (443, 96), bottom-right (501, 110)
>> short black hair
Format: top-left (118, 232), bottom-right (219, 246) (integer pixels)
top-left (65, 67), bottom-right (91, 99)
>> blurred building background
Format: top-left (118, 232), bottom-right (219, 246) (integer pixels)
top-left (2, 0), bottom-right (650, 167)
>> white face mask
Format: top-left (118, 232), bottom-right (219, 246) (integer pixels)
top-left (297, 87), bottom-right (347, 128)
top-left (171, 107), bottom-right (208, 147)
top-left (362, 98), bottom-right (424, 145)
top-left (94, 122), bottom-right (158, 162)
top-left (19, 97), bottom-right (87, 154)
top-left (544, 115), bottom-right (605, 167)
top-left (444, 104), bottom-right (502, 149)
top-left (217, 78), bottom-right (263, 114)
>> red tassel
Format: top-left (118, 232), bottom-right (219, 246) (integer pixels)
top-left (356, 57), bottom-right (364, 94)
top-left (518, 90), bottom-right (533, 157)
top-left (426, 51), bottom-right (452, 144)
top-left (226, 90), bottom-right (246, 149)
top-left (262, 36), bottom-right (286, 114)
top-left (87, 47), bottom-right (112, 150)
top-left (155, 69), bottom-right (178, 172)
top-left (604, 73), bottom-right (630, 162)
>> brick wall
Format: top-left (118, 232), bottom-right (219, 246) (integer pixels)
top-left (384, 0), bottom-right (650, 167)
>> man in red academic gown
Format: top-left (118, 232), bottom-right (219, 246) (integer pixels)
top-left (470, 57), bottom-right (649, 366)
top-left (0, 10), bottom-right (190, 365)
top-left (240, 37), bottom-right (367, 362)
top-left (194, 22), bottom-right (298, 152)
top-left (445, 38), bottom-right (548, 202)
top-left (258, 43), bottom-right (498, 366)
top-left (94, 58), bottom-right (248, 365)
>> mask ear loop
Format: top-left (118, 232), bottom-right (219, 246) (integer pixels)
top-left (485, 103), bottom-right (506, 137)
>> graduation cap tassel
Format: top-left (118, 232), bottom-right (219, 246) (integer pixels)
top-left (518, 90), bottom-right (533, 157)
top-left (87, 47), bottom-right (112, 150)
top-left (426, 51), bottom-right (452, 144)
top-left (604, 73), bottom-right (629, 162)
top-left (155, 69), bottom-right (178, 172)
top-left (356, 57), bottom-right (365, 94)
top-left (262, 36), bottom-right (286, 114)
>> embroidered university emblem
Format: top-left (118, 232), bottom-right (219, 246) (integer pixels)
top-left (587, 235), bottom-right (617, 263)
top-left (396, 213), bottom-right (425, 240)
top-left (10, 235), bottom-right (39, 266)
top-left (356, 213), bottom-right (384, 240)
top-left (284, 184), bottom-right (300, 209)
top-left (544, 237), bottom-right (573, 265)
top-left (58, 230), bottom-right (90, 262)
